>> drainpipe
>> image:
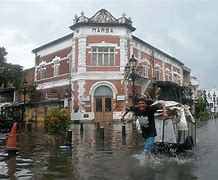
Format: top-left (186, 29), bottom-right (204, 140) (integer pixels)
top-left (151, 49), bottom-right (155, 81)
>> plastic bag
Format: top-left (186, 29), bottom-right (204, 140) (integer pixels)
top-left (136, 119), bottom-right (142, 134)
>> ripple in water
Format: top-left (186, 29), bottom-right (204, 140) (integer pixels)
top-left (132, 150), bottom-right (196, 168)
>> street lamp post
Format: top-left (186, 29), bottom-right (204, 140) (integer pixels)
top-left (213, 92), bottom-right (216, 113)
top-left (203, 89), bottom-right (207, 111)
top-left (124, 55), bottom-right (143, 105)
top-left (187, 82), bottom-right (193, 109)
top-left (64, 88), bottom-right (73, 109)
top-left (188, 82), bottom-right (193, 99)
top-left (22, 79), bottom-right (28, 121)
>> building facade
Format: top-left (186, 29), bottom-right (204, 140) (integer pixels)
top-left (32, 9), bottom-right (191, 123)
top-left (205, 88), bottom-right (218, 113)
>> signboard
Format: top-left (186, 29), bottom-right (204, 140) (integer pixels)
top-left (46, 93), bottom-right (59, 100)
top-left (92, 27), bottom-right (114, 33)
top-left (81, 96), bottom-right (90, 102)
top-left (116, 95), bottom-right (125, 101)
top-left (64, 98), bottom-right (69, 108)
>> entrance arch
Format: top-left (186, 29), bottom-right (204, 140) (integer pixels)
top-left (94, 85), bottom-right (113, 125)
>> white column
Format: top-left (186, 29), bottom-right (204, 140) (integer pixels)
top-left (78, 37), bottom-right (87, 73)
top-left (120, 37), bottom-right (128, 68)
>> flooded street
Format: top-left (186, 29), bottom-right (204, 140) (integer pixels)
top-left (193, 119), bottom-right (218, 180)
top-left (0, 119), bottom-right (218, 180)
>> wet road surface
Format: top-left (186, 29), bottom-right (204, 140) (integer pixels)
top-left (0, 119), bottom-right (218, 180)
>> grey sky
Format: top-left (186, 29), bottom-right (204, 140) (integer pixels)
top-left (1, 0), bottom-right (218, 89)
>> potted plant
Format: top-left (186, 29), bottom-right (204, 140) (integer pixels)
top-left (45, 108), bottom-right (71, 145)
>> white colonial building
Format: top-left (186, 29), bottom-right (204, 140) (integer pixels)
top-left (205, 88), bottom-right (218, 113)
top-left (32, 9), bottom-right (191, 123)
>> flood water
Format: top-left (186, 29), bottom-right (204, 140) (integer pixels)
top-left (0, 119), bottom-right (218, 180)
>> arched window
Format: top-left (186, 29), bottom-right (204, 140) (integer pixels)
top-left (94, 85), bottom-right (113, 96)
top-left (165, 68), bottom-right (171, 81)
top-left (142, 58), bottom-right (149, 78)
top-left (52, 56), bottom-right (60, 77)
top-left (173, 72), bottom-right (180, 84)
top-left (155, 65), bottom-right (161, 81)
top-left (39, 64), bottom-right (45, 79)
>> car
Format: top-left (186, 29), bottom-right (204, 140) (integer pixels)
top-left (0, 115), bottom-right (14, 133)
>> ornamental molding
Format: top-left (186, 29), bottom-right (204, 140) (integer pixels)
top-left (52, 56), bottom-right (60, 63)
top-left (142, 57), bottom-right (150, 65)
top-left (39, 60), bottom-right (46, 66)
top-left (155, 63), bottom-right (162, 70)
top-left (173, 71), bottom-right (181, 77)
top-left (165, 67), bottom-right (171, 73)
top-left (70, 9), bottom-right (135, 31)
top-left (91, 9), bottom-right (116, 23)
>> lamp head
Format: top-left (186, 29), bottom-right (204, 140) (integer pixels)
top-left (124, 63), bottom-right (130, 76)
top-left (129, 55), bottom-right (137, 66)
top-left (213, 92), bottom-right (216, 98)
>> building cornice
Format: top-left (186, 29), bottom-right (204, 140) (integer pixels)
top-left (32, 33), bottom-right (73, 53)
top-left (132, 35), bottom-right (184, 66)
top-left (69, 9), bottom-right (136, 32)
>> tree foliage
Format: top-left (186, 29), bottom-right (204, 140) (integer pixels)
top-left (195, 96), bottom-right (208, 119)
top-left (20, 83), bottom-right (41, 103)
top-left (0, 47), bottom-right (23, 88)
top-left (0, 47), bottom-right (7, 62)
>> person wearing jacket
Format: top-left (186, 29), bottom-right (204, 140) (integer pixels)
top-left (121, 97), bottom-right (168, 153)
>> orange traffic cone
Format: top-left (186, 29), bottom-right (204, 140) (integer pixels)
top-left (5, 122), bottom-right (17, 155)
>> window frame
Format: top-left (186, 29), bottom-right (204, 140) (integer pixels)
top-left (142, 62), bottom-right (149, 78)
top-left (91, 46), bottom-right (115, 66)
top-left (53, 60), bottom-right (60, 77)
top-left (173, 73), bottom-right (180, 84)
top-left (39, 64), bottom-right (45, 79)
top-left (155, 65), bottom-right (161, 81)
top-left (165, 69), bottom-right (171, 81)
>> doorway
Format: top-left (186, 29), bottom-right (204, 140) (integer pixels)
top-left (94, 85), bottom-right (113, 125)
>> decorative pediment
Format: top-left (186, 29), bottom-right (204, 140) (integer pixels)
top-left (90, 9), bottom-right (117, 23)
top-left (52, 56), bottom-right (60, 62)
top-left (70, 9), bottom-right (136, 32)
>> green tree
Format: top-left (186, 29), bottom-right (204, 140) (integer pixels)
top-left (195, 97), bottom-right (205, 111)
top-left (0, 47), bottom-right (7, 62)
top-left (0, 47), bottom-right (23, 88)
top-left (25, 83), bottom-right (41, 103)
top-left (195, 96), bottom-right (208, 119)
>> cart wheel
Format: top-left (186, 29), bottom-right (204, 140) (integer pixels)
top-left (184, 136), bottom-right (194, 150)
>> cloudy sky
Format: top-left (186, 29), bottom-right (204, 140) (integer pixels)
top-left (1, 0), bottom-right (218, 89)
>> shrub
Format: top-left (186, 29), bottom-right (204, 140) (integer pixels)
top-left (45, 108), bottom-right (71, 135)
top-left (198, 111), bottom-right (209, 120)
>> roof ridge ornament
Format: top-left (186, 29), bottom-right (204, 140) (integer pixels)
top-left (121, 12), bottom-right (126, 17)
top-left (92, 9), bottom-right (114, 23)
top-left (69, 9), bottom-right (136, 32)
top-left (81, 10), bottom-right (84, 16)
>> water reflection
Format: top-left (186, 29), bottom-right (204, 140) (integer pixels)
top-left (0, 120), bottom-right (218, 179)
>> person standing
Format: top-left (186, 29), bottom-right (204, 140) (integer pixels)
top-left (121, 97), bottom-right (168, 153)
